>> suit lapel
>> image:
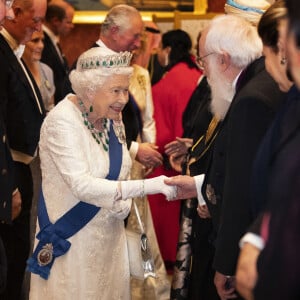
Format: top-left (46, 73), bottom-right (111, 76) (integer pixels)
top-left (232, 57), bottom-right (265, 105)
top-left (43, 32), bottom-right (67, 73)
top-left (0, 35), bottom-right (45, 115)
top-left (218, 57), bottom-right (265, 130)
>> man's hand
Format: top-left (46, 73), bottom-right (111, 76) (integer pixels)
top-left (164, 175), bottom-right (197, 199)
top-left (164, 137), bottom-right (192, 156)
top-left (214, 271), bottom-right (237, 300)
top-left (236, 243), bottom-right (260, 300)
top-left (12, 189), bottom-right (22, 220)
top-left (135, 143), bottom-right (162, 169)
top-left (168, 153), bottom-right (186, 173)
top-left (197, 204), bottom-right (211, 218)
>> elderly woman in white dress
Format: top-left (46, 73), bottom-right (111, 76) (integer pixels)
top-left (27, 47), bottom-right (176, 300)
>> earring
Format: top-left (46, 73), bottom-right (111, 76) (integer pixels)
top-left (164, 55), bottom-right (169, 66)
top-left (281, 57), bottom-right (286, 65)
top-left (89, 105), bottom-right (93, 113)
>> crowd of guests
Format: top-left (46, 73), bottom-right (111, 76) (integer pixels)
top-left (0, 0), bottom-right (300, 299)
top-left (165, 1), bottom-right (300, 300)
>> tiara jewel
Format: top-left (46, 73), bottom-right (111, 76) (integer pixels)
top-left (79, 51), bottom-right (132, 71)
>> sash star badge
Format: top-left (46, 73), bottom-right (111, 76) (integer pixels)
top-left (37, 243), bottom-right (53, 266)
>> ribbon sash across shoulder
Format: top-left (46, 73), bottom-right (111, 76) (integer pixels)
top-left (27, 121), bottom-right (122, 279)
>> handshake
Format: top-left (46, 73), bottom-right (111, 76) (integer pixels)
top-left (121, 175), bottom-right (199, 201)
top-left (143, 175), bottom-right (178, 200)
top-left (121, 175), bottom-right (179, 201)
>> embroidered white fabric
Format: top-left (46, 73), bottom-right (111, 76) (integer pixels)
top-left (129, 64), bottom-right (156, 143)
top-left (29, 95), bottom-right (132, 300)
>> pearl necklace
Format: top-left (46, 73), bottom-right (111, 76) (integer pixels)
top-left (78, 99), bottom-right (109, 152)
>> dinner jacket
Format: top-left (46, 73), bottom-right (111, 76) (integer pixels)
top-left (0, 57), bottom-right (14, 223)
top-left (0, 117), bottom-right (14, 294)
top-left (247, 85), bottom-right (300, 300)
top-left (0, 118), bottom-right (13, 223)
top-left (41, 31), bottom-right (69, 104)
top-left (0, 33), bottom-right (46, 299)
top-left (0, 35), bottom-right (45, 158)
top-left (202, 57), bottom-right (284, 276)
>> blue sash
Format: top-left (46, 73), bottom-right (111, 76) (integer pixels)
top-left (27, 121), bottom-right (122, 279)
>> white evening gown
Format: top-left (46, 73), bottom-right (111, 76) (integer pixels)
top-left (29, 95), bottom-right (132, 300)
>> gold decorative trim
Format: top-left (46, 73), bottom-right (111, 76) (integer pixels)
top-left (73, 11), bottom-right (175, 24)
top-left (72, 0), bottom-right (208, 24)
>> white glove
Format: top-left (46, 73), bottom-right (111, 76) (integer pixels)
top-left (121, 175), bottom-right (177, 200)
top-left (109, 198), bottom-right (132, 220)
top-left (145, 175), bottom-right (178, 200)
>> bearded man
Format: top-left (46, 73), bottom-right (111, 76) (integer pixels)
top-left (199, 15), bottom-right (285, 300)
top-left (166, 14), bottom-right (284, 300)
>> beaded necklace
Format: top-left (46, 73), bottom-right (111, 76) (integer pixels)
top-left (78, 99), bottom-right (109, 152)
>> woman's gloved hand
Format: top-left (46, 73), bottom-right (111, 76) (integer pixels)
top-left (121, 175), bottom-right (177, 201)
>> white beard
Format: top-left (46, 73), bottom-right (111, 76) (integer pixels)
top-left (207, 70), bottom-right (236, 120)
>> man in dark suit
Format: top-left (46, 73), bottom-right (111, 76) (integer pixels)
top-left (0, 0), bottom-right (21, 225)
top-left (0, 99), bottom-right (22, 295)
top-left (0, 1), bottom-right (21, 294)
top-left (0, 0), bottom-right (47, 298)
top-left (42, 0), bottom-right (74, 104)
top-left (64, 4), bottom-right (163, 169)
top-left (165, 14), bottom-right (284, 300)
top-left (95, 5), bottom-right (163, 166)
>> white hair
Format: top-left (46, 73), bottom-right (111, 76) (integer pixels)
top-left (101, 5), bottom-right (141, 35)
top-left (69, 47), bottom-right (133, 100)
top-left (205, 14), bottom-right (263, 69)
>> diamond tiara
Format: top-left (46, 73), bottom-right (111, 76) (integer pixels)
top-left (78, 51), bottom-right (132, 71)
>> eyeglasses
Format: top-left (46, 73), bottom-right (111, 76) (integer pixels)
top-left (196, 52), bottom-right (216, 69)
top-left (5, 0), bottom-right (14, 9)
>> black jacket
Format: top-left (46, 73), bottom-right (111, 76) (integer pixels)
top-left (41, 31), bottom-right (69, 104)
top-left (203, 57), bottom-right (284, 275)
